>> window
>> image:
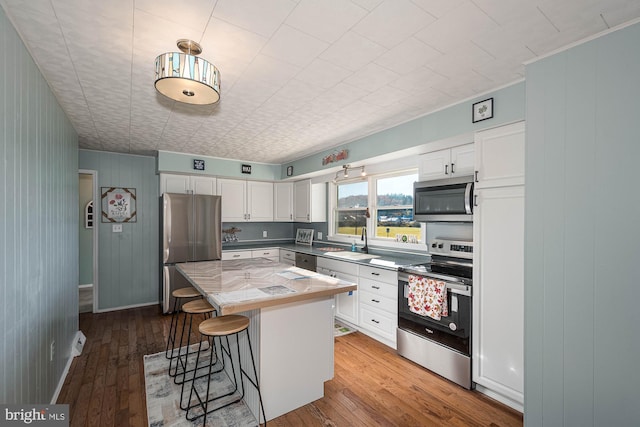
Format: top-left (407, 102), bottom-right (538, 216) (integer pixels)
top-left (334, 181), bottom-right (368, 237)
top-left (330, 169), bottom-right (422, 246)
top-left (374, 173), bottom-right (420, 242)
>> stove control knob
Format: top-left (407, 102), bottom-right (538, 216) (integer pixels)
top-left (438, 243), bottom-right (444, 249)
top-left (431, 243), bottom-right (437, 248)
top-left (449, 322), bottom-right (457, 331)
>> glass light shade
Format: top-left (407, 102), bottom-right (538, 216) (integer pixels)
top-left (154, 52), bottom-right (220, 105)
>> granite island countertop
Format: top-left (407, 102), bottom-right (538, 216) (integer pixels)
top-left (176, 258), bottom-right (357, 315)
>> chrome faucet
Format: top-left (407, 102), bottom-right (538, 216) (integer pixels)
top-left (361, 226), bottom-right (368, 254)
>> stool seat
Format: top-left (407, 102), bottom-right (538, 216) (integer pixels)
top-left (182, 299), bottom-right (215, 314)
top-left (199, 315), bottom-right (250, 336)
top-left (172, 287), bottom-right (201, 299)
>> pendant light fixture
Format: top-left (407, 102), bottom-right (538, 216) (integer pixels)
top-left (154, 39), bottom-right (221, 105)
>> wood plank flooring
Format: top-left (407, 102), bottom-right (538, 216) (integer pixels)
top-left (58, 305), bottom-right (523, 426)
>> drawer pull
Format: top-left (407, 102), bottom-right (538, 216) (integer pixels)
top-left (371, 285), bottom-right (380, 290)
top-left (371, 319), bottom-right (380, 324)
top-left (371, 272), bottom-right (380, 276)
top-left (233, 254), bottom-right (240, 258)
top-left (371, 299), bottom-right (380, 303)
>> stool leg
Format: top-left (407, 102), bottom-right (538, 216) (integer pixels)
top-left (165, 296), bottom-right (180, 359)
top-left (170, 308), bottom-right (189, 377)
top-left (243, 329), bottom-right (267, 426)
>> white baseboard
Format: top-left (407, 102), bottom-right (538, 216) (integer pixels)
top-left (474, 383), bottom-right (523, 413)
top-left (78, 284), bottom-right (93, 289)
top-left (94, 300), bottom-right (159, 313)
top-left (50, 330), bottom-right (86, 404)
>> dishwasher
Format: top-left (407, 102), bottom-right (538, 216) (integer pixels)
top-left (295, 252), bottom-right (317, 272)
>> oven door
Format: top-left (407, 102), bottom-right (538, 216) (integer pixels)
top-left (398, 274), bottom-right (472, 355)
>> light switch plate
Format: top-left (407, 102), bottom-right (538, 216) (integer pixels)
top-left (262, 230), bottom-right (268, 238)
top-left (112, 224), bottom-right (123, 233)
top-left (317, 232), bottom-right (323, 240)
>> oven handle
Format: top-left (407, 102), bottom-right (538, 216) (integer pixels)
top-left (401, 281), bottom-right (471, 297)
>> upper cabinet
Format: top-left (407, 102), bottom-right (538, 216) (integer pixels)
top-left (274, 182), bottom-right (294, 222)
top-left (160, 173), bottom-right (217, 195)
top-left (217, 178), bottom-right (273, 222)
top-left (474, 122), bottom-right (525, 188)
top-left (294, 180), bottom-right (326, 223)
top-left (418, 144), bottom-right (475, 181)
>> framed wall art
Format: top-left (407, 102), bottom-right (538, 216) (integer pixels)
top-left (472, 98), bottom-right (494, 123)
top-left (101, 187), bottom-right (137, 223)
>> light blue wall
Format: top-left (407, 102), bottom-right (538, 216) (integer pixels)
top-left (157, 150), bottom-right (280, 180)
top-left (79, 150), bottom-right (159, 311)
top-left (525, 22), bottom-right (640, 425)
top-left (1, 7), bottom-right (79, 404)
top-left (284, 82), bottom-right (525, 178)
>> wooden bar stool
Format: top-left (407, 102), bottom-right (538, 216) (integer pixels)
top-left (170, 299), bottom-right (217, 387)
top-left (185, 315), bottom-right (267, 426)
top-left (165, 287), bottom-right (202, 361)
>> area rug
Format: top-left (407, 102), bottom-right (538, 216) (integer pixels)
top-left (143, 347), bottom-right (258, 427)
top-left (334, 320), bottom-right (356, 337)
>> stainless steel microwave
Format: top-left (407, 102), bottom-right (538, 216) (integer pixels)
top-left (413, 176), bottom-right (473, 222)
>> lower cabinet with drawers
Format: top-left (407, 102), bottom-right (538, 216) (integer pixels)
top-left (358, 265), bottom-right (398, 349)
top-left (222, 248), bottom-right (280, 263)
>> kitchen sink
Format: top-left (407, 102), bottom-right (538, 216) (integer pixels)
top-left (325, 251), bottom-right (380, 260)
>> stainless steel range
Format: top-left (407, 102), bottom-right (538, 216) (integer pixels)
top-left (397, 238), bottom-right (473, 389)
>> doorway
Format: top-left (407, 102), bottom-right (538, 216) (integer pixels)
top-left (79, 170), bottom-right (98, 313)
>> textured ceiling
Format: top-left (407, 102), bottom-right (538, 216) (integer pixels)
top-left (3, 0), bottom-right (640, 164)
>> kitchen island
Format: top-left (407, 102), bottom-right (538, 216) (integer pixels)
top-left (176, 258), bottom-right (357, 421)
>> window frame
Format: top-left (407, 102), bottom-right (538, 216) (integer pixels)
top-left (328, 168), bottom-right (425, 250)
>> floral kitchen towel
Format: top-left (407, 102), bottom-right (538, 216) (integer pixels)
top-left (408, 275), bottom-right (448, 320)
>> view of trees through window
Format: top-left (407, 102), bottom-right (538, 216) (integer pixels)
top-left (334, 173), bottom-right (421, 242)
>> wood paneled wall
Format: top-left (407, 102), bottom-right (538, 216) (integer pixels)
top-left (525, 22), bottom-right (640, 425)
top-left (1, 7), bottom-right (79, 403)
top-left (78, 150), bottom-right (159, 311)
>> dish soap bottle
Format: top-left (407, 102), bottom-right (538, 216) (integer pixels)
top-left (351, 241), bottom-right (357, 252)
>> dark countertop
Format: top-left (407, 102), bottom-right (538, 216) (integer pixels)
top-left (221, 240), bottom-right (430, 271)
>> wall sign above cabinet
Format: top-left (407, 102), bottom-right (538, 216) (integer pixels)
top-left (193, 159), bottom-right (205, 171)
top-left (241, 164), bottom-right (252, 174)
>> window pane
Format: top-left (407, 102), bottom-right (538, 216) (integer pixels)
top-left (336, 181), bottom-right (368, 236)
top-left (337, 181), bottom-right (368, 208)
top-left (375, 173), bottom-right (420, 241)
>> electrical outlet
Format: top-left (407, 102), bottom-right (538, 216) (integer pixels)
top-left (112, 224), bottom-right (122, 233)
top-left (317, 232), bottom-right (323, 240)
top-left (50, 340), bottom-right (55, 362)
top-left (262, 230), bottom-right (268, 238)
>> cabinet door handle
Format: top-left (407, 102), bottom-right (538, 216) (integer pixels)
top-left (444, 164), bottom-right (449, 175)
top-left (371, 272), bottom-right (380, 276)
top-left (451, 163), bottom-right (455, 174)
top-left (371, 285), bottom-right (380, 290)
top-left (371, 299), bottom-right (380, 303)
top-left (474, 195), bottom-right (478, 207)
top-left (371, 319), bottom-right (380, 324)
top-left (475, 171), bottom-right (479, 182)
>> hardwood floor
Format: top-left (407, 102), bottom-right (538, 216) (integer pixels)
top-left (58, 305), bottom-right (523, 426)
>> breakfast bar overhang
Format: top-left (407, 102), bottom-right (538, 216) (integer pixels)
top-left (176, 258), bottom-right (357, 421)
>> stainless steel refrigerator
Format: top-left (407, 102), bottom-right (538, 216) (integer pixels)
top-left (161, 193), bottom-right (222, 313)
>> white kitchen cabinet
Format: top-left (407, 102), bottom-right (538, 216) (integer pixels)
top-left (221, 250), bottom-right (252, 260)
top-left (279, 249), bottom-right (295, 266)
top-left (472, 121), bottom-right (525, 412)
top-left (474, 121), bottom-right (525, 189)
top-left (273, 182), bottom-right (294, 222)
top-left (251, 248), bottom-right (279, 263)
top-left (217, 178), bottom-right (274, 222)
top-left (358, 265), bottom-right (398, 349)
top-left (418, 144), bottom-right (475, 181)
top-left (294, 180), bottom-right (326, 223)
top-left (160, 173), bottom-right (217, 195)
top-left (317, 258), bottom-right (359, 326)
